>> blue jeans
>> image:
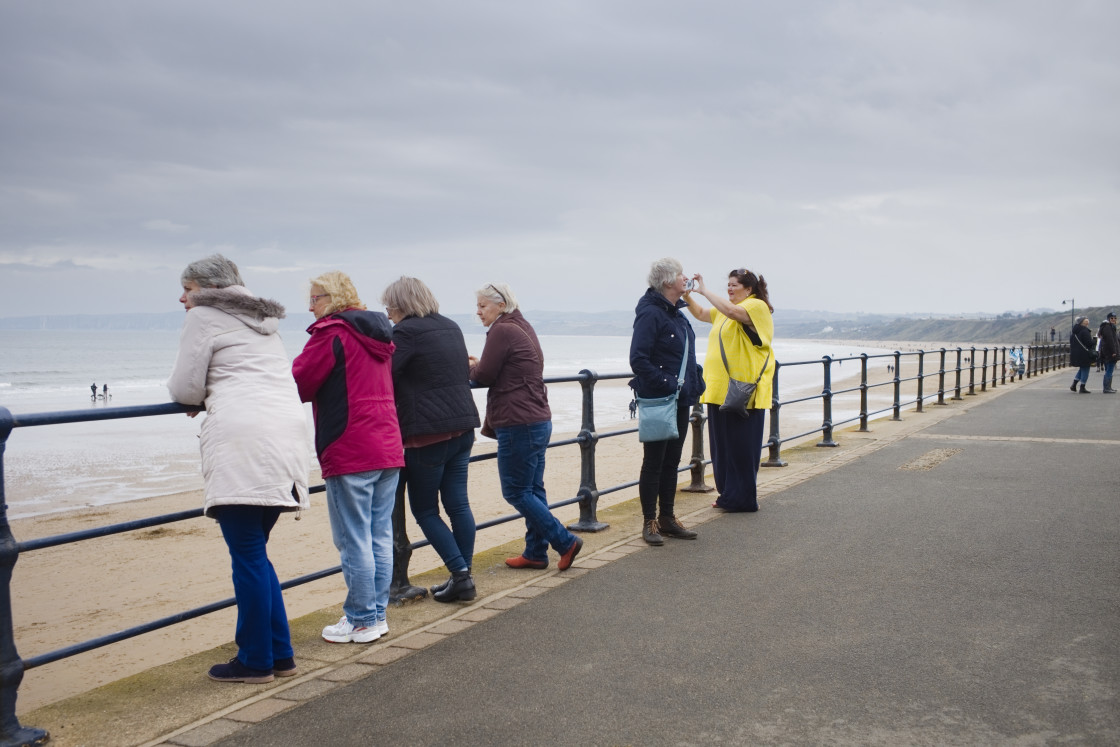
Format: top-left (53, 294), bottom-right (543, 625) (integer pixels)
top-left (324, 468), bottom-right (399, 625)
top-left (495, 420), bottom-right (576, 562)
top-left (1103, 359), bottom-right (1116, 389)
top-left (213, 505), bottom-right (292, 671)
top-left (1075, 366), bottom-right (1091, 384)
top-left (406, 431), bottom-right (476, 573)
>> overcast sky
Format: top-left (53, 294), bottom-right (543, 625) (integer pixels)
top-left (1, 1), bottom-right (1117, 320)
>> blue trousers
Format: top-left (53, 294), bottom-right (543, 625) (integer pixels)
top-left (213, 505), bottom-right (293, 671)
top-left (495, 420), bottom-right (576, 562)
top-left (406, 430), bottom-right (476, 573)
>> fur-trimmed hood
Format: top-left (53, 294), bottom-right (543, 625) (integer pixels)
top-left (188, 286), bottom-right (285, 335)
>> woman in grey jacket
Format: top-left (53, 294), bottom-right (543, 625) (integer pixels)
top-left (168, 254), bottom-right (310, 684)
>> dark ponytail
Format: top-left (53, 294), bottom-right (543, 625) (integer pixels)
top-left (730, 269), bottom-right (773, 313)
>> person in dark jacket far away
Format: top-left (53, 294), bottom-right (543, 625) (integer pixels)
top-left (382, 276), bottom-right (481, 603)
top-left (468, 282), bottom-right (582, 572)
top-left (1069, 316), bottom-right (1096, 393)
top-left (293, 271), bottom-right (404, 644)
top-left (629, 257), bottom-right (705, 546)
top-left (1096, 312), bottom-right (1119, 393)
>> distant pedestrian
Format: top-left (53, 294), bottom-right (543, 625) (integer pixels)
top-left (102, 383), bottom-right (109, 399)
top-left (1097, 313), bottom-right (1119, 393)
top-left (1050, 327), bottom-right (1056, 342)
top-left (91, 382), bottom-right (97, 397)
top-left (1070, 316), bottom-right (1095, 393)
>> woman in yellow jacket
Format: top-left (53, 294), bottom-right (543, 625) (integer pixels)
top-left (686, 268), bottom-right (775, 512)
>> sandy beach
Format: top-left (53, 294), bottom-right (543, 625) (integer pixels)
top-left (8, 347), bottom-right (1015, 713)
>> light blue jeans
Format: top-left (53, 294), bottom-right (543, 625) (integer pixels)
top-left (324, 468), bottom-right (399, 626)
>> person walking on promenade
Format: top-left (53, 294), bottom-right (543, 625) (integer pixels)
top-left (686, 268), bottom-right (775, 512)
top-left (629, 258), bottom-right (705, 545)
top-left (167, 254), bottom-right (310, 684)
top-left (1097, 312), bottom-right (1119, 393)
top-left (1070, 316), bottom-right (1096, 393)
top-left (468, 282), bottom-right (583, 571)
top-left (381, 277), bottom-right (481, 603)
top-left (293, 272), bottom-right (404, 643)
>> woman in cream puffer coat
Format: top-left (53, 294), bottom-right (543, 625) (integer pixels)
top-left (168, 254), bottom-right (310, 685)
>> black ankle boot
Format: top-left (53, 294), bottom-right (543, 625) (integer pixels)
top-left (429, 575), bottom-right (453, 595)
top-left (433, 570), bottom-right (476, 603)
top-left (1080, 384), bottom-right (1091, 393)
top-left (1071, 380), bottom-right (1079, 391)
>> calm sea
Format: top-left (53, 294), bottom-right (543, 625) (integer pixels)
top-left (0, 329), bottom-right (892, 518)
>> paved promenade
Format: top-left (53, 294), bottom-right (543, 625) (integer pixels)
top-left (37, 369), bottom-right (1119, 746)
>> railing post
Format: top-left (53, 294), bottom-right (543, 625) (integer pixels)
top-left (892, 351), bottom-right (902, 420)
top-left (762, 361), bottom-right (786, 467)
top-left (936, 349), bottom-right (947, 405)
top-left (857, 353), bottom-right (870, 432)
top-left (681, 404), bottom-right (714, 492)
top-left (1000, 347), bottom-right (1007, 385)
top-left (568, 370), bottom-right (608, 532)
top-left (817, 357), bottom-right (838, 447)
top-left (952, 347), bottom-right (963, 400)
top-left (0, 407), bottom-right (50, 747)
top-left (389, 478), bottom-right (427, 605)
top-left (915, 351), bottom-right (925, 413)
top-left (980, 348), bottom-right (989, 392)
top-left (967, 347), bottom-right (977, 395)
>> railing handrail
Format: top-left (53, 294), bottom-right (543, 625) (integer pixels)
top-left (0, 342), bottom-right (1067, 742)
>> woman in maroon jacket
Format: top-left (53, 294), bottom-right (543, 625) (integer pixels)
top-left (468, 282), bottom-right (582, 571)
top-left (293, 271), bottom-right (404, 644)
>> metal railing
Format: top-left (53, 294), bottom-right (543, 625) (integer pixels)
top-left (0, 343), bottom-right (1067, 745)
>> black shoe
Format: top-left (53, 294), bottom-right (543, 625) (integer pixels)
top-left (658, 514), bottom-right (698, 540)
top-left (1080, 385), bottom-right (1091, 393)
top-left (433, 571), bottom-right (476, 603)
top-left (208, 657), bottom-right (274, 684)
top-left (642, 518), bottom-right (664, 546)
top-left (430, 575), bottom-right (453, 595)
top-left (1071, 381), bottom-right (1079, 392)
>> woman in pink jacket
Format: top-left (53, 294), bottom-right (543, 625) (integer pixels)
top-left (293, 271), bottom-right (404, 644)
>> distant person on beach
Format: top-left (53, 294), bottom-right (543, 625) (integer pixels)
top-left (102, 383), bottom-right (109, 399)
top-left (468, 282), bottom-right (583, 571)
top-left (1070, 316), bottom-right (1095, 393)
top-left (1097, 312), bottom-right (1119, 393)
top-left (91, 382), bottom-right (97, 398)
top-left (686, 268), bottom-right (775, 512)
top-left (381, 276), bottom-right (481, 603)
top-left (167, 254), bottom-right (310, 684)
top-left (293, 272), bottom-right (404, 644)
top-left (629, 258), bottom-right (704, 545)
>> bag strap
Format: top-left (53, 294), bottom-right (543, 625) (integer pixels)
top-left (718, 318), bottom-right (770, 385)
top-left (676, 335), bottom-right (689, 391)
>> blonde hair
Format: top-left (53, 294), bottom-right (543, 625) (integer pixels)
top-left (310, 271), bottom-right (365, 316)
top-left (475, 282), bottom-right (519, 313)
top-left (381, 276), bottom-right (439, 318)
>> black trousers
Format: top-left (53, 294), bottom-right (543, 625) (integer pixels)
top-left (707, 404), bottom-right (766, 512)
top-left (638, 401), bottom-right (690, 520)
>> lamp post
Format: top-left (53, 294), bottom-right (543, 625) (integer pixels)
top-left (1062, 298), bottom-right (1075, 329)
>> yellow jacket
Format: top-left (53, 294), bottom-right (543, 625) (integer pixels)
top-left (699, 296), bottom-right (775, 409)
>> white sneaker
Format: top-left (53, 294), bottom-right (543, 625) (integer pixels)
top-left (322, 616), bottom-right (381, 643)
top-left (371, 618), bottom-right (389, 638)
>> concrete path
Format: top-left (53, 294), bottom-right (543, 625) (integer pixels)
top-left (157, 371), bottom-right (1118, 746)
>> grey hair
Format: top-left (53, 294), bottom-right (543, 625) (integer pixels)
top-left (647, 257), bottom-right (683, 291)
top-left (381, 276), bottom-right (440, 318)
top-left (181, 254), bottom-right (244, 289)
top-left (476, 282), bottom-right (519, 313)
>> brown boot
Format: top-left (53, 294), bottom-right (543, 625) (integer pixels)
top-left (642, 518), bottom-right (664, 546)
top-left (658, 514), bottom-right (698, 540)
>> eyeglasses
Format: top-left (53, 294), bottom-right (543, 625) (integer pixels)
top-left (310, 294), bottom-right (331, 304)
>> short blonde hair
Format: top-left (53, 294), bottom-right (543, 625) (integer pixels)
top-left (310, 271), bottom-right (365, 316)
top-left (381, 276), bottom-right (439, 318)
top-left (476, 282), bottom-right (519, 313)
